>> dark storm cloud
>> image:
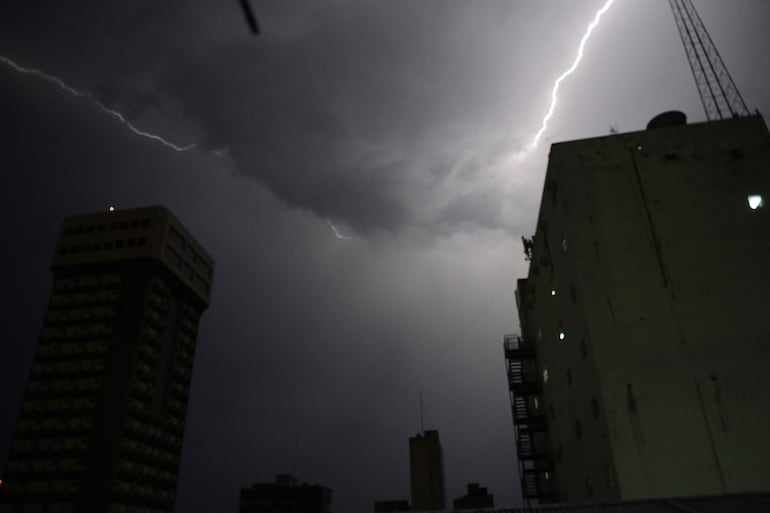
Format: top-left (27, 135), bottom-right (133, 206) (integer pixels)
top-left (151, 2), bottom-right (526, 236)
top-left (0, 0), bottom-right (528, 237)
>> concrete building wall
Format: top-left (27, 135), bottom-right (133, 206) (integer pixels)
top-left (518, 115), bottom-right (770, 503)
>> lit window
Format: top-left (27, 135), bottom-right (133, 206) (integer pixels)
top-left (534, 397), bottom-right (540, 410)
top-left (551, 289), bottom-right (557, 296)
top-left (559, 330), bottom-right (566, 341)
top-left (562, 238), bottom-right (568, 252)
top-left (545, 472), bottom-right (550, 480)
top-left (543, 368), bottom-right (549, 384)
top-left (748, 195), bottom-right (763, 210)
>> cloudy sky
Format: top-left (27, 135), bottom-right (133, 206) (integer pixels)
top-left (1, 1), bottom-right (769, 511)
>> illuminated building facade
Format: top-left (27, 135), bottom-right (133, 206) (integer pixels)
top-left (506, 114), bottom-right (770, 504)
top-left (0, 206), bottom-right (213, 513)
top-left (409, 430), bottom-right (445, 511)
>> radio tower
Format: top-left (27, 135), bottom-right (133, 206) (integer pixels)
top-left (669, 0), bottom-right (750, 120)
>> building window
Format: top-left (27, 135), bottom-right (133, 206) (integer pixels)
top-left (562, 238), bottom-right (568, 252)
top-left (543, 368), bottom-right (549, 384)
top-left (748, 194), bottom-right (763, 210)
top-left (104, 241), bottom-right (113, 250)
top-left (165, 247), bottom-right (182, 267)
top-left (86, 225), bottom-right (95, 233)
top-left (115, 240), bottom-right (124, 249)
top-left (138, 237), bottom-right (147, 247)
top-left (109, 222), bottom-right (117, 231)
top-left (169, 227), bottom-right (184, 247)
top-left (127, 239), bottom-right (136, 248)
top-left (130, 220), bottom-right (140, 228)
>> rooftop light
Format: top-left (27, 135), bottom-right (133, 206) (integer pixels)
top-left (748, 195), bottom-right (763, 210)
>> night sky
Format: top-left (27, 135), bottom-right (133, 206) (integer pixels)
top-left (1, 2), bottom-right (769, 512)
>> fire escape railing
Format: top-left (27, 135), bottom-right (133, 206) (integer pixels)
top-left (503, 334), bottom-right (554, 505)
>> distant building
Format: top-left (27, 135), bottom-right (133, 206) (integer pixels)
top-left (409, 430), bottom-right (445, 511)
top-left (506, 113), bottom-right (770, 504)
top-left (0, 206), bottom-right (214, 512)
top-left (373, 499), bottom-right (411, 512)
top-left (240, 474), bottom-right (332, 513)
top-left (453, 483), bottom-right (494, 510)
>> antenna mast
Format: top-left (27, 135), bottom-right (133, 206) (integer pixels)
top-left (419, 392), bottom-right (424, 435)
top-left (668, 0), bottom-right (749, 121)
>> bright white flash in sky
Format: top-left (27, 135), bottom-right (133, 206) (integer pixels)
top-left (326, 219), bottom-right (353, 240)
top-left (0, 55), bottom-right (195, 152)
top-left (527, 0), bottom-right (617, 151)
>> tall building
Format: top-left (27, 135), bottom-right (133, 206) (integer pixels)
top-left (239, 474), bottom-right (332, 513)
top-left (409, 430), bottom-right (445, 511)
top-left (0, 206), bottom-right (214, 513)
top-left (506, 113), bottom-right (770, 504)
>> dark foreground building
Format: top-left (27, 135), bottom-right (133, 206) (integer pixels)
top-left (373, 499), bottom-right (411, 512)
top-left (453, 483), bottom-right (494, 510)
top-left (0, 206), bottom-right (213, 513)
top-left (409, 430), bottom-right (445, 511)
top-left (506, 113), bottom-right (770, 504)
top-left (240, 474), bottom-right (332, 513)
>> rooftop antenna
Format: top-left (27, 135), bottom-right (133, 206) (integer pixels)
top-left (419, 391), bottom-right (424, 435)
top-left (668, 0), bottom-right (749, 120)
top-left (291, 428), bottom-right (299, 478)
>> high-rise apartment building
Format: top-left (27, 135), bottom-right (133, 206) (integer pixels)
top-left (409, 430), bottom-right (445, 511)
top-left (506, 113), bottom-right (770, 504)
top-left (0, 206), bottom-right (213, 513)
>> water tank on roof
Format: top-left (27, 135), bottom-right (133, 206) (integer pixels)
top-left (647, 111), bottom-right (687, 130)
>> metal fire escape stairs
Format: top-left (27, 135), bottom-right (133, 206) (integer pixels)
top-left (504, 334), bottom-right (553, 505)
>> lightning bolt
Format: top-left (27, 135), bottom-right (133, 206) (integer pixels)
top-left (527, 0), bottom-right (616, 151)
top-left (326, 219), bottom-right (353, 240)
top-left (0, 55), bottom-right (195, 152)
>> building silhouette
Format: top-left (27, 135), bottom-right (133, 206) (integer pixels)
top-left (506, 114), bottom-right (770, 504)
top-left (453, 483), bottom-right (494, 510)
top-left (373, 499), bottom-right (411, 513)
top-left (0, 206), bottom-right (213, 512)
top-left (409, 430), bottom-right (445, 511)
top-left (240, 474), bottom-right (332, 513)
